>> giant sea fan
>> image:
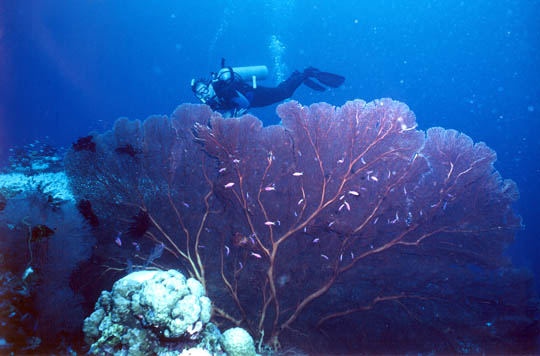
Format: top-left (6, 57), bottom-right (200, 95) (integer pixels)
top-left (64, 99), bottom-right (538, 354)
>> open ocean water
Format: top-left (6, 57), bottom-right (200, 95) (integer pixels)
top-left (0, 1), bottom-right (539, 355)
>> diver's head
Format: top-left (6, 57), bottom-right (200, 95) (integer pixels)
top-left (191, 79), bottom-right (216, 104)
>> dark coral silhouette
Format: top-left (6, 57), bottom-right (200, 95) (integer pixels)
top-left (76, 199), bottom-right (100, 227)
top-left (72, 135), bottom-right (96, 152)
top-left (114, 143), bottom-right (141, 158)
top-left (64, 100), bottom-right (539, 354)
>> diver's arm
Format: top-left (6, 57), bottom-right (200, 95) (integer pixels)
top-left (213, 80), bottom-right (251, 117)
top-left (230, 90), bottom-right (250, 109)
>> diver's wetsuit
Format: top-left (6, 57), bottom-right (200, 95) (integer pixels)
top-left (250, 71), bottom-right (307, 107)
top-left (209, 71), bottom-right (307, 114)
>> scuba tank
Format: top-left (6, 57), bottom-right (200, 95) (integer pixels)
top-left (216, 59), bottom-right (268, 89)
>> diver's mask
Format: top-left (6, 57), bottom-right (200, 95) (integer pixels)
top-left (191, 79), bottom-right (216, 104)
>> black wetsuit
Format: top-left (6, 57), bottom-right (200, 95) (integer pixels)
top-left (208, 71), bottom-right (307, 115)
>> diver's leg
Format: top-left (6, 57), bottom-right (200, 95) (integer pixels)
top-left (250, 71), bottom-right (306, 107)
top-left (276, 70), bottom-right (307, 96)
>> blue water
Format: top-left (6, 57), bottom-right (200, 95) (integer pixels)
top-left (1, 1), bottom-right (539, 354)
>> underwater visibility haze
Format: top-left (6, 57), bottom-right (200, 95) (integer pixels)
top-left (0, 1), bottom-right (539, 355)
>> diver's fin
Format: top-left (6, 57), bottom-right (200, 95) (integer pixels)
top-left (312, 71), bottom-right (345, 88)
top-left (303, 77), bottom-right (326, 92)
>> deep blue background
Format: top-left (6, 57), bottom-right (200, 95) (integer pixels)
top-left (1, 1), bottom-right (539, 293)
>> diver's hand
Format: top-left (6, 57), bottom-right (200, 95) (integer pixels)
top-left (219, 108), bottom-right (247, 118)
top-left (234, 108), bottom-right (248, 117)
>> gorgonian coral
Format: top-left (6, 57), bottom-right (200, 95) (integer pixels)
top-left (65, 100), bottom-right (538, 354)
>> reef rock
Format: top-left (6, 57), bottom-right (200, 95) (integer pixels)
top-left (83, 270), bottom-right (214, 356)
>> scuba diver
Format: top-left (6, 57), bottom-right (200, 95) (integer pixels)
top-left (191, 59), bottom-right (345, 117)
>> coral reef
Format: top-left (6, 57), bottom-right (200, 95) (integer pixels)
top-left (3, 142), bottom-right (64, 175)
top-left (64, 99), bottom-right (539, 353)
top-left (0, 171), bottom-right (94, 353)
top-left (0, 271), bottom-right (39, 352)
top-left (220, 328), bottom-right (256, 356)
top-left (84, 269), bottom-right (225, 356)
